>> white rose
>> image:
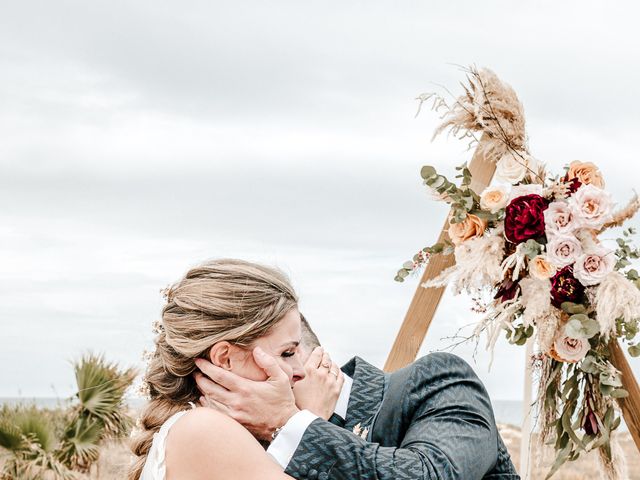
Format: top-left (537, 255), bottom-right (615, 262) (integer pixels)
top-left (507, 184), bottom-right (543, 202)
top-left (569, 184), bottom-right (613, 230)
top-left (495, 151), bottom-right (529, 184)
top-left (544, 201), bottom-right (580, 236)
top-left (573, 246), bottom-right (615, 286)
top-left (552, 335), bottom-right (590, 363)
top-left (547, 234), bottom-right (583, 267)
top-left (480, 185), bottom-right (510, 213)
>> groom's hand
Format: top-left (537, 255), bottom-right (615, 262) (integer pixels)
top-left (293, 346), bottom-right (344, 420)
top-left (194, 346), bottom-right (299, 441)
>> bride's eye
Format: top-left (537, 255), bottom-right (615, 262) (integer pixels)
top-left (281, 351), bottom-right (295, 358)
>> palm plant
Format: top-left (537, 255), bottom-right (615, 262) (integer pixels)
top-left (0, 354), bottom-right (136, 479)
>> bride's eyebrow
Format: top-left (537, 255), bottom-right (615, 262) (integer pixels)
top-left (279, 341), bottom-right (300, 349)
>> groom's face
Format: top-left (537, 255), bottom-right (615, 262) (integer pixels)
top-left (228, 308), bottom-right (307, 386)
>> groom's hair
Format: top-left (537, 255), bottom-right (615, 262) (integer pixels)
top-left (300, 313), bottom-right (321, 350)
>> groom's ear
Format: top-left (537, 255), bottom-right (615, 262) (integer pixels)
top-left (208, 342), bottom-right (233, 370)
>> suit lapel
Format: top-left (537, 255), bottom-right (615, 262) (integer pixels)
top-left (341, 356), bottom-right (386, 431)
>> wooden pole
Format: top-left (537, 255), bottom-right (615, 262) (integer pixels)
top-left (609, 341), bottom-right (640, 451)
top-left (384, 138), bottom-right (496, 372)
top-left (520, 339), bottom-right (534, 479)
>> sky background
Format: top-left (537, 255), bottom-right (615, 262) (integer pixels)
top-left (1, 1), bottom-right (640, 403)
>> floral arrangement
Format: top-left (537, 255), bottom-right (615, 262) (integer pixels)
top-left (396, 66), bottom-right (640, 479)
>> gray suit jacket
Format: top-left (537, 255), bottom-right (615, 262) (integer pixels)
top-left (285, 352), bottom-right (520, 480)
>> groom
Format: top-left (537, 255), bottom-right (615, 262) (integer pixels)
top-left (195, 315), bottom-right (519, 479)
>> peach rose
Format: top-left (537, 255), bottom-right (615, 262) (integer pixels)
top-left (480, 185), bottom-right (510, 213)
top-left (529, 255), bottom-right (556, 280)
top-left (447, 214), bottom-right (487, 246)
top-left (567, 161), bottom-right (605, 188)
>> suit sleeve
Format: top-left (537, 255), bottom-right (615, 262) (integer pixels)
top-left (284, 353), bottom-right (500, 480)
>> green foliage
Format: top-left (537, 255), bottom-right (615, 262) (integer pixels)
top-left (0, 354), bottom-right (136, 479)
top-left (420, 163), bottom-right (480, 224)
top-left (505, 324), bottom-right (534, 346)
top-left (564, 314), bottom-right (600, 339)
top-left (614, 228), bottom-right (640, 271)
top-left (395, 242), bottom-right (452, 282)
top-left (521, 239), bottom-right (543, 260)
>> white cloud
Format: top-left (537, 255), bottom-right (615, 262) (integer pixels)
top-left (2, 0), bottom-right (640, 402)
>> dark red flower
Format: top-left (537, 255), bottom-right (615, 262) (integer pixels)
top-left (494, 278), bottom-right (520, 303)
top-left (504, 194), bottom-right (549, 244)
top-left (550, 265), bottom-right (584, 308)
top-left (564, 176), bottom-right (582, 195)
top-left (583, 410), bottom-right (599, 436)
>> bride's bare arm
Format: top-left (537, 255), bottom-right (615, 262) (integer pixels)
top-left (165, 408), bottom-right (293, 480)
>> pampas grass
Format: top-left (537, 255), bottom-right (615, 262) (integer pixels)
top-left (422, 233), bottom-right (505, 295)
top-left (600, 193), bottom-right (640, 233)
top-left (418, 66), bottom-right (530, 175)
top-left (595, 271), bottom-right (640, 341)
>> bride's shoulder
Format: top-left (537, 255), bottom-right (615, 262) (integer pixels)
top-left (166, 407), bottom-right (250, 453)
top-left (170, 407), bottom-right (239, 440)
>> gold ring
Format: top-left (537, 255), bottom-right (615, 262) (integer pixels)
top-left (330, 370), bottom-right (339, 378)
top-left (321, 362), bottom-right (331, 368)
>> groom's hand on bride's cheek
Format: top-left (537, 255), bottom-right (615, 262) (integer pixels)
top-left (193, 347), bottom-right (300, 441)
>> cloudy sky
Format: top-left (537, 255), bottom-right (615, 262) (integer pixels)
top-left (2, 1), bottom-right (639, 403)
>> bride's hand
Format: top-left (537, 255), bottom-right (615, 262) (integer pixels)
top-left (293, 346), bottom-right (344, 420)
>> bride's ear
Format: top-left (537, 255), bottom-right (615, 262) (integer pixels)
top-left (208, 342), bottom-right (233, 370)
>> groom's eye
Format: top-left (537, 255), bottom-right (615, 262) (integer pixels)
top-left (281, 351), bottom-right (295, 358)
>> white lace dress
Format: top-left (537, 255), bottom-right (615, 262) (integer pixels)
top-left (140, 410), bottom-right (189, 480)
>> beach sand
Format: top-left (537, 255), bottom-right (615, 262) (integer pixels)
top-left (93, 424), bottom-right (640, 479)
top-left (4, 424), bottom-right (638, 478)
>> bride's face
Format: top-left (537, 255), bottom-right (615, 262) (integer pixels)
top-left (224, 308), bottom-right (306, 386)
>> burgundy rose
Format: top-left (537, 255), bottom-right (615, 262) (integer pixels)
top-left (504, 194), bottom-right (549, 244)
top-left (550, 265), bottom-right (585, 308)
top-left (494, 278), bottom-right (520, 303)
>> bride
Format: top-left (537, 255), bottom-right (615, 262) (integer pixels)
top-left (129, 259), bottom-right (343, 479)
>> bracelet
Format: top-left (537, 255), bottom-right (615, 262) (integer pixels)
top-left (271, 426), bottom-right (283, 441)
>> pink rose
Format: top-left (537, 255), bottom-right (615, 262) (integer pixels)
top-left (550, 335), bottom-right (590, 363)
top-left (546, 234), bottom-right (582, 267)
top-left (573, 246), bottom-right (615, 286)
top-left (544, 201), bottom-right (579, 236)
top-left (569, 184), bottom-right (613, 230)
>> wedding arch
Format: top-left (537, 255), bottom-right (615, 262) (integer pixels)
top-left (384, 67), bottom-right (640, 479)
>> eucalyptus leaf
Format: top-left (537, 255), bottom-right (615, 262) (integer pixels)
top-left (629, 344), bottom-right (640, 357)
top-left (600, 371), bottom-right (623, 388)
top-left (611, 388), bottom-right (629, 399)
top-left (565, 316), bottom-right (599, 339)
top-left (561, 302), bottom-right (587, 315)
top-left (579, 356), bottom-right (599, 374)
top-left (420, 165), bottom-right (437, 180)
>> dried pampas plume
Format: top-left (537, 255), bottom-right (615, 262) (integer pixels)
top-left (423, 233), bottom-right (505, 295)
top-left (595, 271), bottom-right (640, 341)
top-left (419, 66), bottom-right (527, 165)
top-left (599, 193), bottom-right (640, 233)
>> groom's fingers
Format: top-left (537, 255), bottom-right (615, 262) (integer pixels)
top-left (252, 346), bottom-right (287, 381)
top-left (193, 372), bottom-right (232, 402)
top-left (194, 358), bottom-right (242, 391)
top-left (305, 346), bottom-right (324, 369)
top-left (321, 351), bottom-right (331, 368)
